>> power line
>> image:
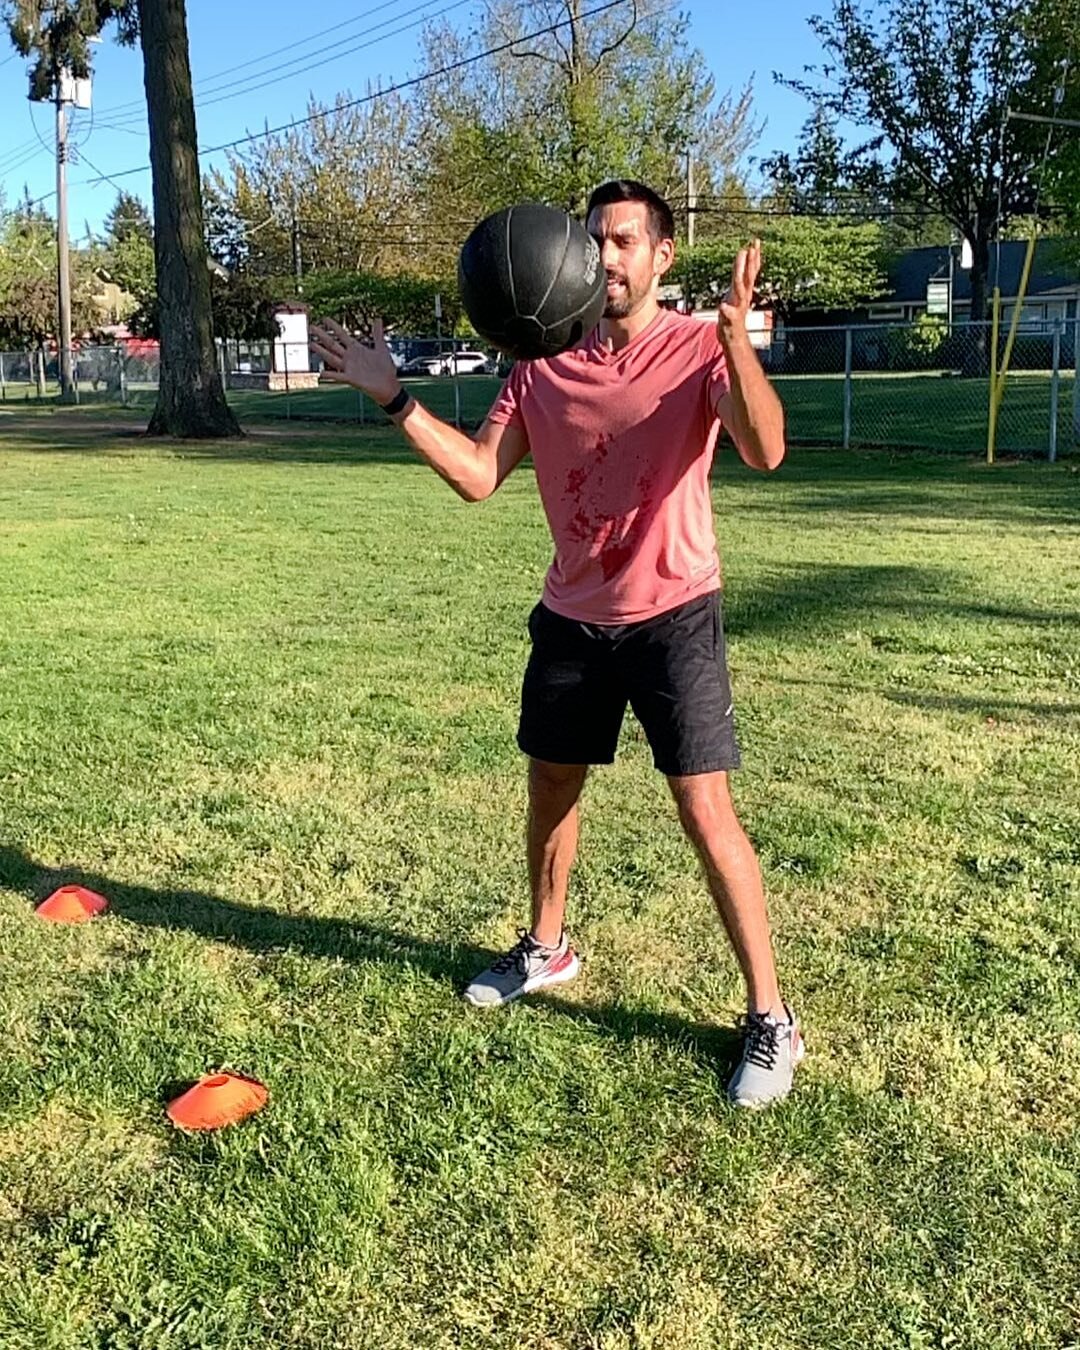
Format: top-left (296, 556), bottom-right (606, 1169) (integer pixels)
top-left (0, 135), bottom-right (45, 173)
top-left (191, 0), bottom-right (474, 116)
top-left (77, 150), bottom-right (138, 206)
top-left (81, 0), bottom-right (642, 185)
top-left (89, 0), bottom-right (462, 127)
top-left (0, 144), bottom-right (48, 179)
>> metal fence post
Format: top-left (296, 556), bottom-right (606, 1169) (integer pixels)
top-left (1049, 317), bottom-right (1062, 463)
top-left (284, 346), bottom-right (291, 421)
top-left (116, 346), bottom-right (128, 406)
top-left (842, 327), bottom-right (853, 449)
top-left (1073, 316), bottom-right (1080, 447)
top-left (0, 351), bottom-right (5, 402)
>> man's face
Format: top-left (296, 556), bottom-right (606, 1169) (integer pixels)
top-left (586, 201), bottom-right (673, 319)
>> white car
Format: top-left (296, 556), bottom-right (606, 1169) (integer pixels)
top-left (403, 350), bottom-right (493, 376)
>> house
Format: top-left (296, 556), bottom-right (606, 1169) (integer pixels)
top-left (788, 239), bottom-right (1080, 329)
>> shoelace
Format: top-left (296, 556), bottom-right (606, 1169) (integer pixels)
top-left (491, 928), bottom-right (543, 976)
top-left (739, 1011), bottom-right (782, 1070)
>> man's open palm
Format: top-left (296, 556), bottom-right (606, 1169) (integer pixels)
top-left (718, 239), bottom-right (762, 339)
top-left (310, 317), bottom-right (399, 404)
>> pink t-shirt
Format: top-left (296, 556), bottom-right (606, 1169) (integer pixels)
top-left (487, 307), bottom-right (731, 624)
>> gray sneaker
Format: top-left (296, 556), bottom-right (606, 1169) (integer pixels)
top-left (463, 929), bottom-right (580, 1008)
top-left (727, 1005), bottom-right (804, 1109)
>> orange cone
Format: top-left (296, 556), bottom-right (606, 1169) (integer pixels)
top-left (166, 1072), bottom-right (268, 1131)
top-left (35, 885), bottom-right (108, 924)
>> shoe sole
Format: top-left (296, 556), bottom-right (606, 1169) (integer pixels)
top-left (463, 951), bottom-right (581, 1008)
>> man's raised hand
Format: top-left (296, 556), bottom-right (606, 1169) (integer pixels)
top-left (309, 316), bottom-right (400, 405)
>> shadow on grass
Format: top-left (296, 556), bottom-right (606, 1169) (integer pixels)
top-left (778, 675), bottom-right (1080, 719)
top-left (722, 561), bottom-right (1080, 638)
top-left (886, 689), bottom-right (1080, 718)
top-left (0, 845), bottom-right (740, 1069)
top-left (0, 409), bottom-right (426, 465)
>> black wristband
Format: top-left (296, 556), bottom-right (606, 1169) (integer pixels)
top-left (380, 387), bottom-right (410, 416)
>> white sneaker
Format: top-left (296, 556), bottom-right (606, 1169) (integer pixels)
top-left (727, 1005), bottom-right (805, 1109)
top-left (463, 929), bottom-right (580, 1007)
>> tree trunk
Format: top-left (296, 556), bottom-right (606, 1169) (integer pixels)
top-left (968, 229), bottom-right (991, 327)
top-left (965, 227), bottom-right (992, 374)
top-left (565, 0), bottom-right (589, 219)
top-left (137, 0), bottom-right (240, 437)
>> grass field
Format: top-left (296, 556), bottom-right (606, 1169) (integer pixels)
top-left (1, 411), bottom-right (1078, 1349)
top-left (4, 367), bottom-right (1077, 456)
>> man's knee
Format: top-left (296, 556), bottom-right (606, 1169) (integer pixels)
top-left (668, 771), bottom-right (741, 839)
top-left (529, 758), bottom-right (588, 808)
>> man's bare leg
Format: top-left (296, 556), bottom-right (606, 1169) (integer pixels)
top-left (667, 770), bottom-right (783, 1017)
top-left (528, 758), bottom-right (589, 947)
top-left (462, 758), bottom-right (586, 1006)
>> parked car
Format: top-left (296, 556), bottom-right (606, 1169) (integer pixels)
top-left (400, 350), bottom-right (494, 376)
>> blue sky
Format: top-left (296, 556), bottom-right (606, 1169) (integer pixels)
top-left (0, 0), bottom-right (830, 239)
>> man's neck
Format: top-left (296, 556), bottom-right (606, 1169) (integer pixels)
top-left (598, 297), bottom-right (662, 353)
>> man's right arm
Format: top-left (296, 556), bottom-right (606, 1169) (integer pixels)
top-left (310, 316), bottom-right (529, 503)
top-left (388, 399), bottom-right (530, 502)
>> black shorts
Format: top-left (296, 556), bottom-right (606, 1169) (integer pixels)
top-left (517, 590), bottom-right (741, 776)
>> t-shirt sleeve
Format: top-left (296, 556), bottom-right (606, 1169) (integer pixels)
top-left (701, 324), bottom-right (731, 412)
top-left (486, 361), bottom-right (526, 427)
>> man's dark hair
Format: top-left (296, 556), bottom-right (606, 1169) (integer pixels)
top-left (585, 180), bottom-right (675, 246)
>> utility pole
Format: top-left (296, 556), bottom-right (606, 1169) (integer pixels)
top-left (686, 148), bottom-right (696, 249)
top-left (55, 82), bottom-right (75, 403)
top-left (290, 190), bottom-right (303, 294)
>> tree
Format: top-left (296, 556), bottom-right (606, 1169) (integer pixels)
top-left (412, 0), bottom-right (758, 269)
top-left (776, 0), bottom-right (1068, 330)
top-left (761, 111), bottom-right (953, 253)
top-left (203, 91), bottom-right (419, 280)
top-left (4, 0), bottom-right (240, 437)
top-left (134, 0), bottom-right (238, 435)
top-left (0, 197), bottom-right (100, 349)
top-left (671, 216), bottom-right (886, 316)
top-left (1018, 0), bottom-right (1080, 260)
top-left (98, 190), bottom-right (155, 328)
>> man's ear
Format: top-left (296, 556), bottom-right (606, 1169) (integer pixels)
top-left (654, 238), bottom-right (676, 279)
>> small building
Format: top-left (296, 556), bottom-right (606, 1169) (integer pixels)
top-left (226, 303), bottom-right (319, 392)
top-left (788, 239), bottom-right (1080, 329)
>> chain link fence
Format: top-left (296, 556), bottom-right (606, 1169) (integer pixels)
top-left (764, 318), bottom-right (1078, 460)
top-left (2, 320), bottom-right (1077, 457)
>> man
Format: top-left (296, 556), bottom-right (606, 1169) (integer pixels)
top-left (310, 180), bottom-right (801, 1108)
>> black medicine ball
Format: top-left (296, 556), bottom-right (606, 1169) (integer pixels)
top-left (457, 203), bottom-right (606, 361)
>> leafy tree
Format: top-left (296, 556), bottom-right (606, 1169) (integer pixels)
top-left (671, 216), bottom-right (886, 315)
top-left (776, 0), bottom-right (1068, 329)
top-left (1018, 0), bottom-right (1080, 259)
top-left (412, 0), bottom-right (758, 268)
top-left (0, 197), bottom-right (99, 348)
top-left (203, 92), bottom-right (419, 280)
top-left (210, 271), bottom-right (285, 343)
top-left (302, 270), bottom-right (461, 335)
top-left (98, 190), bottom-right (155, 327)
top-left (761, 110), bottom-right (952, 252)
top-left (3, 0), bottom-right (239, 436)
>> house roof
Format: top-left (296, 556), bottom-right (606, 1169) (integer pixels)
top-left (887, 240), bottom-right (1079, 302)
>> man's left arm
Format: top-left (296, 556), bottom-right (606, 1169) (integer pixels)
top-left (713, 240), bottom-right (786, 473)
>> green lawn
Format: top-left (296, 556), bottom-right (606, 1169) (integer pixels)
top-left (772, 370), bottom-right (1078, 456)
top-left (0, 410), bottom-right (1078, 1349)
top-left (7, 368), bottom-right (1076, 457)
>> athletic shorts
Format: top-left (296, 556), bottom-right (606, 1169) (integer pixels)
top-left (517, 590), bottom-right (741, 775)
